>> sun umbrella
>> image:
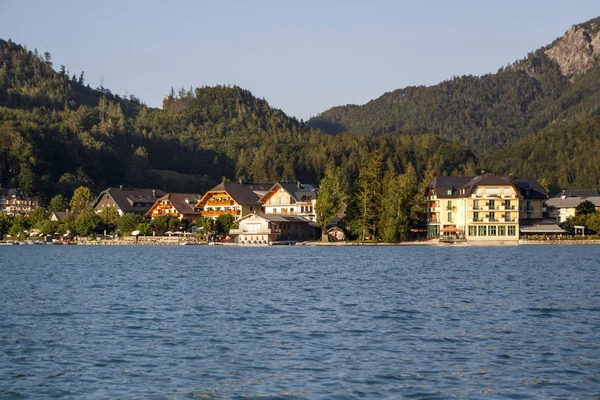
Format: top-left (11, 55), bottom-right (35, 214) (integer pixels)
top-left (440, 226), bottom-right (461, 233)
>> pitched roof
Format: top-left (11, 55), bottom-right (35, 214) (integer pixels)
top-left (511, 177), bottom-right (547, 199)
top-left (429, 175), bottom-right (546, 199)
top-left (238, 213), bottom-right (311, 223)
top-left (50, 211), bottom-right (80, 221)
top-left (556, 189), bottom-right (600, 198)
top-left (199, 182), bottom-right (273, 206)
top-left (427, 177), bottom-right (472, 198)
top-left (0, 188), bottom-right (34, 200)
top-left (520, 224), bottom-right (566, 233)
top-left (93, 187), bottom-right (166, 213)
top-left (154, 193), bottom-right (202, 215)
top-left (547, 195), bottom-right (600, 208)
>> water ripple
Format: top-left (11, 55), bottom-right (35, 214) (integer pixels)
top-left (0, 245), bottom-right (599, 398)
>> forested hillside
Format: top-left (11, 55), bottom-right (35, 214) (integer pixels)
top-left (308, 18), bottom-right (600, 157)
top-left (2, 17), bottom-right (600, 204)
top-left (0, 38), bottom-right (474, 202)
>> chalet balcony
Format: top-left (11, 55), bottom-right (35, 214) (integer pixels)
top-left (201, 209), bottom-right (241, 217)
top-left (207, 200), bottom-right (235, 206)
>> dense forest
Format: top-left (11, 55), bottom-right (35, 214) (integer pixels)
top-left (309, 18), bottom-right (600, 189)
top-left (1, 16), bottom-right (600, 208)
top-left (0, 38), bottom-right (474, 204)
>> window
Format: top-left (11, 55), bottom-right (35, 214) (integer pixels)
top-left (473, 212), bottom-right (479, 221)
top-left (508, 226), bottom-right (516, 236)
top-left (485, 188), bottom-right (500, 197)
top-left (247, 223), bottom-right (261, 233)
top-left (504, 199), bottom-right (511, 209)
top-left (498, 226), bottom-right (506, 236)
top-left (478, 225), bottom-right (487, 236)
top-left (505, 212), bottom-right (511, 221)
top-left (473, 199), bottom-right (480, 209)
top-left (469, 226), bottom-right (477, 236)
top-left (489, 200), bottom-right (495, 210)
top-left (489, 211), bottom-right (496, 221)
top-left (489, 226), bottom-right (497, 236)
top-left (447, 212), bottom-right (452, 222)
top-left (447, 189), bottom-right (452, 195)
top-left (447, 200), bottom-right (452, 210)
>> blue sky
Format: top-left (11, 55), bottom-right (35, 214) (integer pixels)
top-left (1, 1), bottom-right (599, 120)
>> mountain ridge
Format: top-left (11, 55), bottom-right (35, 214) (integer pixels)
top-left (307, 17), bottom-right (600, 155)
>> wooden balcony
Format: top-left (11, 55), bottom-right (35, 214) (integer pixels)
top-left (201, 209), bottom-right (240, 217)
top-left (207, 200), bottom-right (235, 206)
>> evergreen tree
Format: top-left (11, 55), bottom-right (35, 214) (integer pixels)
top-left (315, 164), bottom-right (346, 241)
top-left (352, 150), bottom-right (383, 242)
top-left (48, 194), bottom-right (68, 213)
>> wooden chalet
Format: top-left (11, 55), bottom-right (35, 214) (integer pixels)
top-left (147, 193), bottom-right (203, 222)
top-left (195, 182), bottom-right (271, 220)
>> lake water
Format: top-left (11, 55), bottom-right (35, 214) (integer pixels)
top-left (1, 245), bottom-right (599, 399)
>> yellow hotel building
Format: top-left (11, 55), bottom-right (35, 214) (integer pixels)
top-left (426, 174), bottom-right (546, 242)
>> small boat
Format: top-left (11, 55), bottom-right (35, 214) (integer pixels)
top-left (0, 242), bottom-right (14, 246)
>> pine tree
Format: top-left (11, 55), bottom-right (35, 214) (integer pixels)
top-left (315, 164), bottom-right (346, 241)
top-left (353, 150), bottom-right (383, 242)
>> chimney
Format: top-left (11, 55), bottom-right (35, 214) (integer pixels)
top-left (152, 189), bottom-right (156, 197)
top-left (480, 170), bottom-right (485, 176)
top-left (297, 181), bottom-right (301, 189)
top-left (119, 185), bottom-right (123, 190)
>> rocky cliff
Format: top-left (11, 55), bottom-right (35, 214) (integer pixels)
top-left (545, 20), bottom-right (600, 80)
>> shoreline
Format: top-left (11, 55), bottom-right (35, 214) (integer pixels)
top-left (7, 238), bottom-right (600, 246)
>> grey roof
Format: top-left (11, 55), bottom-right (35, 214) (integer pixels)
top-left (520, 224), bottom-right (565, 233)
top-left (51, 211), bottom-right (80, 221)
top-left (92, 187), bottom-right (166, 214)
top-left (427, 176), bottom-right (472, 198)
top-left (428, 175), bottom-right (547, 199)
top-left (547, 196), bottom-right (600, 208)
top-left (0, 188), bottom-right (34, 200)
top-left (512, 177), bottom-right (547, 199)
top-left (555, 189), bottom-right (600, 198)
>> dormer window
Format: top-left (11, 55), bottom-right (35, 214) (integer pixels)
top-left (447, 189), bottom-right (452, 196)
